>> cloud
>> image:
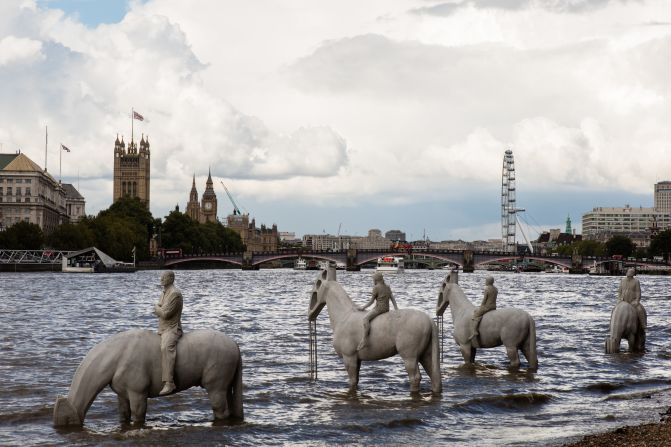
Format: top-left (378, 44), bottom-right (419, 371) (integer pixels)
top-left (0, 35), bottom-right (43, 65)
top-left (410, 0), bottom-right (635, 17)
top-left (0, 0), bottom-right (348, 216)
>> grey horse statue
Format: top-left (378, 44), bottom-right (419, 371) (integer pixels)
top-left (605, 301), bottom-right (646, 353)
top-left (308, 267), bottom-right (442, 394)
top-left (53, 329), bottom-right (243, 426)
top-left (436, 271), bottom-right (538, 370)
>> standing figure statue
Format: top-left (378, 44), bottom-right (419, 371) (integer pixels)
top-left (357, 272), bottom-right (399, 351)
top-left (154, 271), bottom-right (183, 395)
top-left (468, 276), bottom-right (498, 346)
top-left (617, 268), bottom-right (646, 329)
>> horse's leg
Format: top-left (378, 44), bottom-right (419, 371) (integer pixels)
top-left (343, 355), bottom-right (360, 392)
top-left (402, 356), bottom-right (421, 393)
top-left (207, 388), bottom-right (230, 420)
top-left (506, 345), bottom-right (520, 368)
top-left (460, 344), bottom-right (475, 364)
top-left (627, 333), bottom-right (637, 353)
top-left (117, 394), bottom-right (131, 423)
top-left (128, 391), bottom-right (148, 424)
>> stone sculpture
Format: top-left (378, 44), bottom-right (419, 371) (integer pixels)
top-left (154, 271), bottom-right (183, 396)
top-left (53, 330), bottom-right (243, 426)
top-left (605, 268), bottom-right (646, 353)
top-left (468, 276), bottom-right (498, 345)
top-left (53, 272), bottom-right (242, 426)
top-left (357, 272), bottom-right (399, 350)
top-left (436, 271), bottom-right (538, 369)
top-left (308, 267), bottom-right (442, 394)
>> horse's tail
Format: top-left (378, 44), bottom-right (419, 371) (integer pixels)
top-left (227, 349), bottom-right (244, 420)
top-left (429, 320), bottom-right (442, 394)
top-left (526, 315), bottom-right (538, 370)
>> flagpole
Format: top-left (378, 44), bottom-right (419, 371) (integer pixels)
top-left (131, 107), bottom-right (134, 143)
top-left (59, 144), bottom-right (62, 183)
top-left (44, 125), bottom-right (48, 172)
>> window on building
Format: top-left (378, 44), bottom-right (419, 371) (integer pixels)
top-left (25, 187), bottom-right (30, 196)
top-left (132, 182), bottom-right (137, 197)
top-left (25, 198), bottom-right (30, 203)
top-left (16, 179), bottom-right (22, 183)
top-left (25, 179), bottom-right (31, 184)
top-left (16, 187), bottom-right (21, 196)
top-left (7, 187), bottom-right (12, 195)
top-left (7, 178), bottom-right (13, 183)
top-left (0, 187), bottom-right (3, 196)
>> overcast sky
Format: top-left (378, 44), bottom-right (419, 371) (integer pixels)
top-left (1, 0), bottom-right (670, 241)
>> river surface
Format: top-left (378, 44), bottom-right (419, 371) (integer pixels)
top-left (1, 269), bottom-right (671, 446)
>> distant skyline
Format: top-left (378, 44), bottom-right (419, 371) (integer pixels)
top-left (2, 0), bottom-right (670, 240)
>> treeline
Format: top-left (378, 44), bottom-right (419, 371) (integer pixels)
top-left (553, 232), bottom-right (671, 260)
top-left (0, 197), bottom-right (243, 261)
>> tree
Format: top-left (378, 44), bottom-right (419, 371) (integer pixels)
top-left (0, 221), bottom-right (44, 249)
top-left (649, 229), bottom-right (671, 261)
top-left (46, 222), bottom-right (95, 250)
top-left (605, 235), bottom-right (635, 258)
top-left (160, 209), bottom-right (243, 254)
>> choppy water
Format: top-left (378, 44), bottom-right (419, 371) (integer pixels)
top-left (1, 269), bottom-right (671, 446)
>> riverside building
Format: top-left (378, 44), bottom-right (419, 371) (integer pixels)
top-left (654, 181), bottom-right (671, 214)
top-left (581, 205), bottom-right (671, 246)
top-left (0, 152), bottom-right (77, 233)
top-left (113, 135), bottom-right (150, 209)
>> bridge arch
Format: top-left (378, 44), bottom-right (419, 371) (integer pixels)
top-left (252, 253), bottom-right (341, 266)
top-left (164, 257), bottom-right (243, 267)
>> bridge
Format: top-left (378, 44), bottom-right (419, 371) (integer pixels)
top-left (160, 248), bottom-right (667, 273)
top-left (0, 250), bottom-right (72, 271)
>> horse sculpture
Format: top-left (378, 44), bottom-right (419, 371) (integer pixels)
top-left (605, 301), bottom-right (646, 353)
top-left (436, 271), bottom-right (538, 370)
top-left (53, 329), bottom-right (243, 426)
top-left (308, 267), bottom-right (442, 394)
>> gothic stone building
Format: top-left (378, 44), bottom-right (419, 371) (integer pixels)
top-left (185, 171), bottom-right (218, 223)
top-left (113, 135), bottom-right (150, 208)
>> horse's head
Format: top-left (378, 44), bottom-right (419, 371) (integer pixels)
top-left (436, 270), bottom-right (458, 316)
top-left (308, 266), bottom-right (336, 320)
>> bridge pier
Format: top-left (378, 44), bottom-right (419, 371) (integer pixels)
top-left (241, 252), bottom-right (259, 270)
top-left (346, 248), bottom-right (360, 271)
top-left (570, 252), bottom-right (586, 274)
top-left (462, 250), bottom-right (474, 273)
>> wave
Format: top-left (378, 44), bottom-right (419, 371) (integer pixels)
top-left (455, 393), bottom-right (553, 411)
top-left (0, 405), bottom-right (52, 425)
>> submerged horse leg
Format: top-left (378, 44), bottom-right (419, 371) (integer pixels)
top-left (460, 344), bottom-right (476, 364)
top-left (402, 357), bottom-right (421, 393)
top-left (343, 355), bottom-right (361, 392)
top-left (117, 395), bottom-right (131, 423)
top-left (505, 345), bottom-right (520, 368)
top-left (128, 391), bottom-right (148, 424)
top-left (207, 389), bottom-right (230, 420)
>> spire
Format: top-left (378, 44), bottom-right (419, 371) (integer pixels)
top-left (189, 173), bottom-right (198, 202)
top-left (207, 167), bottom-right (213, 185)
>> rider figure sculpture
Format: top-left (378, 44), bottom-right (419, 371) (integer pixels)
top-left (617, 268), bottom-right (646, 329)
top-left (469, 276), bottom-right (497, 345)
top-left (154, 271), bottom-right (183, 395)
top-left (357, 272), bottom-right (398, 351)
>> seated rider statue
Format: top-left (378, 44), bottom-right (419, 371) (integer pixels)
top-left (357, 272), bottom-right (399, 351)
top-left (154, 271), bottom-right (183, 395)
top-left (618, 268), bottom-right (646, 329)
top-left (468, 276), bottom-right (497, 345)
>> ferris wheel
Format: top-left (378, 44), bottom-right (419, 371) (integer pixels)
top-left (501, 150), bottom-right (533, 253)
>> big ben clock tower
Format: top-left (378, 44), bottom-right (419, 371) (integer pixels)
top-left (200, 169), bottom-right (217, 223)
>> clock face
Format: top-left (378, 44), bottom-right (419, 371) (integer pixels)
top-left (205, 202), bottom-right (212, 210)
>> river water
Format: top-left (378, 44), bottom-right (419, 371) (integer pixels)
top-left (1, 269), bottom-right (671, 446)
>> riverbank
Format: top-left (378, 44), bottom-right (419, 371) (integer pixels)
top-left (564, 408), bottom-right (671, 446)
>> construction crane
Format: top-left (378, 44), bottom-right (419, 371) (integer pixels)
top-left (220, 181), bottom-right (242, 215)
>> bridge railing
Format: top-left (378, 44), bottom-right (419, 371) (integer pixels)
top-left (0, 250), bottom-right (72, 264)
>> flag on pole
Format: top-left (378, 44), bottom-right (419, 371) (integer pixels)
top-left (132, 111), bottom-right (145, 121)
top-left (60, 144), bottom-right (70, 152)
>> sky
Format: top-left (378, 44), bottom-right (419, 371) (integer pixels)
top-left (1, 0), bottom-right (670, 241)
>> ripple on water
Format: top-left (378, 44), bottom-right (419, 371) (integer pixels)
top-left (1, 270), bottom-right (671, 446)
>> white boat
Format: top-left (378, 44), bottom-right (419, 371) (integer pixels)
top-left (376, 256), bottom-right (404, 273)
top-left (335, 261), bottom-right (347, 270)
top-left (294, 257), bottom-right (307, 270)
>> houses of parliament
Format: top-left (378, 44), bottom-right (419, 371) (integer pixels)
top-left (185, 171), bottom-right (218, 223)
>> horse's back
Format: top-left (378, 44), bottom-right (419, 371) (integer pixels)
top-left (108, 329), bottom-right (239, 395)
